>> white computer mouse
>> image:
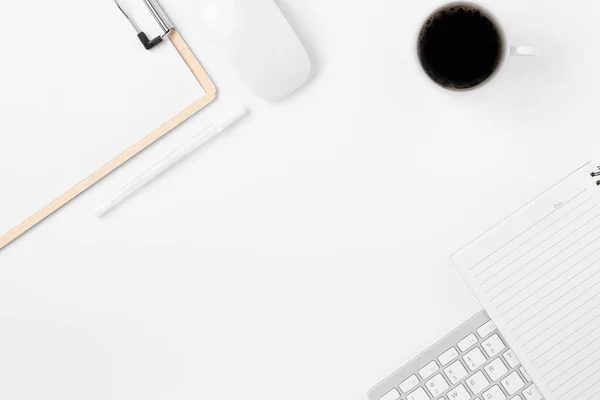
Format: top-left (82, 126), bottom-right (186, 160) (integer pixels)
top-left (199, 0), bottom-right (311, 101)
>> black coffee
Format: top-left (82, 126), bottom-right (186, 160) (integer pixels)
top-left (418, 4), bottom-right (503, 90)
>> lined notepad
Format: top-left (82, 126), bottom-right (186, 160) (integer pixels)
top-left (452, 162), bottom-right (600, 400)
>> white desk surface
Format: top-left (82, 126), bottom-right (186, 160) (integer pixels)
top-left (2, 0), bottom-right (600, 399)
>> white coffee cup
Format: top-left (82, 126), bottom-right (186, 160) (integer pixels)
top-left (417, 2), bottom-right (538, 92)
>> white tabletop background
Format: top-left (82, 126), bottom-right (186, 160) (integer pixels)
top-left (2, 0), bottom-right (600, 399)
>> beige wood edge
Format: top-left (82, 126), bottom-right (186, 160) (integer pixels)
top-left (0, 29), bottom-right (217, 251)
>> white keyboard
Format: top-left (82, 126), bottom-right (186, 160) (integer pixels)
top-left (368, 311), bottom-right (544, 400)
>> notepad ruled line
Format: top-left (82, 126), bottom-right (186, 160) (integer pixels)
top-left (467, 188), bottom-right (588, 272)
top-left (525, 303), bottom-right (600, 352)
top-left (499, 232), bottom-right (600, 317)
top-left (531, 313), bottom-right (600, 362)
top-left (560, 370), bottom-right (600, 399)
top-left (545, 347), bottom-right (600, 386)
top-left (491, 219), bottom-right (600, 309)
top-left (539, 332), bottom-right (600, 375)
top-left (583, 388), bottom-right (600, 400)
top-left (549, 356), bottom-right (600, 396)
top-left (480, 194), bottom-right (597, 287)
top-left (513, 272), bottom-right (600, 334)
top-left (477, 197), bottom-right (594, 282)
top-left (502, 241), bottom-right (600, 322)
top-left (483, 205), bottom-right (599, 293)
top-left (514, 279), bottom-right (600, 338)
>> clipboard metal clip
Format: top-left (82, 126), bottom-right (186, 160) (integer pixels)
top-left (114, 0), bottom-right (174, 50)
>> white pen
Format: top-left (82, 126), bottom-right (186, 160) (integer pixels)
top-left (96, 106), bottom-right (248, 217)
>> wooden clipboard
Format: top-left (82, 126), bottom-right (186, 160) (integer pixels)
top-left (0, 26), bottom-right (216, 251)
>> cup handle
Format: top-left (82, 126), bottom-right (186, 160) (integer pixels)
top-left (510, 45), bottom-right (539, 57)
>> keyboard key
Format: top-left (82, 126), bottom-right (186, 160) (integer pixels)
top-left (439, 347), bottom-right (459, 366)
top-left (400, 375), bottom-right (420, 393)
top-left (466, 371), bottom-right (489, 394)
top-left (380, 388), bottom-right (401, 400)
top-left (463, 347), bottom-right (487, 371)
top-left (444, 360), bottom-right (468, 384)
top-left (484, 358), bottom-right (508, 381)
top-left (482, 335), bottom-right (505, 357)
top-left (446, 384), bottom-right (470, 400)
top-left (407, 387), bottom-right (431, 400)
top-left (522, 385), bottom-right (543, 400)
top-left (501, 371), bottom-right (524, 395)
top-left (482, 385), bottom-right (506, 400)
top-left (458, 333), bottom-right (478, 351)
top-left (520, 367), bottom-right (532, 383)
top-left (477, 320), bottom-right (496, 338)
top-left (419, 361), bottom-right (439, 380)
top-left (513, 396), bottom-right (523, 400)
top-left (425, 374), bottom-right (450, 397)
top-left (502, 349), bottom-right (520, 368)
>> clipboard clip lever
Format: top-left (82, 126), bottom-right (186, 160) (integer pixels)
top-left (114, 0), bottom-right (174, 50)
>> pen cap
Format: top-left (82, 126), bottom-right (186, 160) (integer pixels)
top-left (216, 107), bottom-right (248, 131)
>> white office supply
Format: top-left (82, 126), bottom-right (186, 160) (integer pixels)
top-left (96, 107), bottom-right (247, 217)
top-left (451, 162), bottom-right (600, 400)
top-left (0, 0), bottom-right (216, 249)
top-left (369, 311), bottom-right (542, 400)
top-left (199, 0), bottom-right (311, 101)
